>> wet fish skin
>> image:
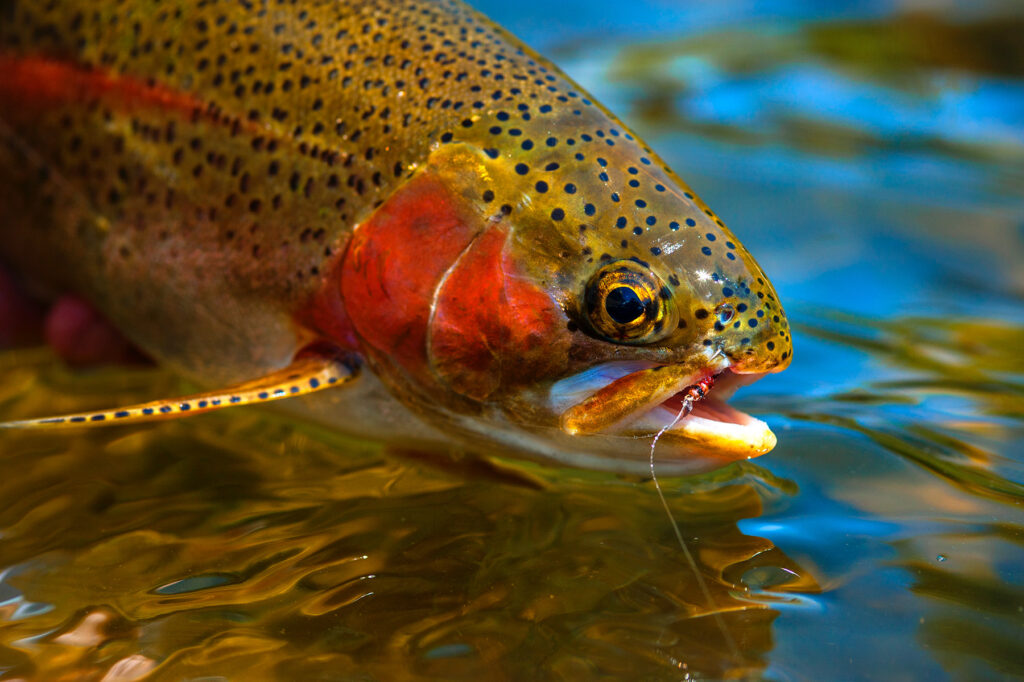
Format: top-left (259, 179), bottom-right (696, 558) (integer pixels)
top-left (0, 0), bottom-right (792, 473)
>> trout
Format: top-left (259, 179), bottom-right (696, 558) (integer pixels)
top-left (0, 0), bottom-right (792, 475)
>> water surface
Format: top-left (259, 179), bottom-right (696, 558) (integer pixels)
top-left (1, 1), bottom-right (1023, 679)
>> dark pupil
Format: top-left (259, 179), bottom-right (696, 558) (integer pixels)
top-left (605, 286), bottom-right (646, 324)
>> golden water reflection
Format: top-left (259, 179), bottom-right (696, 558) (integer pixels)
top-left (0, 360), bottom-right (814, 679)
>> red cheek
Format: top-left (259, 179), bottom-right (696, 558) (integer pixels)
top-left (337, 169), bottom-right (568, 400)
top-left (429, 226), bottom-right (570, 401)
top-left (339, 171), bottom-right (480, 382)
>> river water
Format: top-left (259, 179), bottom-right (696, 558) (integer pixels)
top-left (1, 1), bottom-right (1022, 680)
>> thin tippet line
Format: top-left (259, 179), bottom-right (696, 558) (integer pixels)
top-left (649, 399), bottom-right (741, 663)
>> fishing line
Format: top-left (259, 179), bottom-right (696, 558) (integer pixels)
top-left (649, 397), bottom-right (741, 662)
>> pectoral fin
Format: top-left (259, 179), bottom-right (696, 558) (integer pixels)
top-left (0, 354), bottom-right (358, 429)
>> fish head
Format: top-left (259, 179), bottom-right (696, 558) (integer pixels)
top-left (339, 107), bottom-right (792, 475)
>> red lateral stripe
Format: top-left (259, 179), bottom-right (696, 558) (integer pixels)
top-left (0, 53), bottom-right (207, 118)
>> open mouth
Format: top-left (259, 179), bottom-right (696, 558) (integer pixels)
top-left (551, 359), bottom-right (777, 461)
top-left (631, 369), bottom-right (777, 458)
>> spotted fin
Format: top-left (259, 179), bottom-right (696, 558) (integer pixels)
top-left (0, 355), bottom-right (357, 429)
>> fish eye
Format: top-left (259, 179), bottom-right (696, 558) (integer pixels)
top-left (582, 261), bottom-right (676, 344)
top-left (605, 286), bottom-right (645, 324)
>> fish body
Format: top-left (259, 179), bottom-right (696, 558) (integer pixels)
top-left (0, 0), bottom-right (792, 474)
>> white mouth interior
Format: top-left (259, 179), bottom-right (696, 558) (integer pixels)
top-left (628, 395), bottom-right (771, 442)
top-left (689, 396), bottom-right (755, 426)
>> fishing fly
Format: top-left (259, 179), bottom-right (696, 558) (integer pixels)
top-left (678, 374), bottom-right (716, 419)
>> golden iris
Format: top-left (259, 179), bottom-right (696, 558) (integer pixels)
top-left (583, 261), bottom-right (675, 344)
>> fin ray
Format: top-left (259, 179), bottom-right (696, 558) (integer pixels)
top-left (0, 355), bottom-right (357, 429)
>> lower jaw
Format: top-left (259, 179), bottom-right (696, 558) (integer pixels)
top-left (473, 424), bottom-right (770, 476)
top-left (522, 415), bottom-right (775, 476)
top-left (525, 401), bottom-right (776, 476)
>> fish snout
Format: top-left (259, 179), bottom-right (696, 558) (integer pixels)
top-left (680, 271), bottom-right (791, 375)
top-left (715, 294), bottom-right (792, 374)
